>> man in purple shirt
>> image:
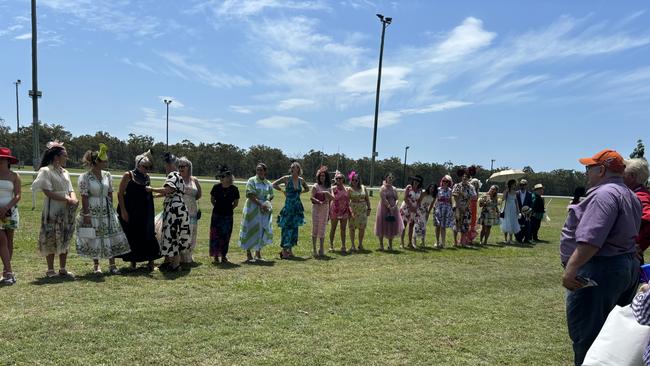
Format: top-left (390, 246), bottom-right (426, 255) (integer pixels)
top-left (560, 148), bottom-right (642, 366)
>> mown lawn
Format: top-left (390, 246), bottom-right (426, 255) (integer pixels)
top-left (0, 174), bottom-right (572, 365)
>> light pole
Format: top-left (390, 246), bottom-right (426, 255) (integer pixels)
top-left (30, 0), bottom-right (42, 170)
top-left (403, 146), bottom-right (410, 187)
top-left (14, 79), bottom-right (21, 164)
top-left (369, 13), bottom-right (392, 194)
top-left (163, 99), bottom-right (172, 150)
top-left (490, 159), bottom-right (496, 171)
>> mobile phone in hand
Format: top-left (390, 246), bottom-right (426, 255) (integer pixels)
top-left (576, 275), bottom-right (598, 288)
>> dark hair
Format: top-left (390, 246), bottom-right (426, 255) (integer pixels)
top-left (572, 186), bottom-right (586, 205)
top-left (426, 183), bottom-right (438, 197)
top-left (507, 179), bottom-right (517, 190)
top-left (409, 175), bottom-right (423, 188)
top-left (256, 162), bottom-right (267, 172)
top-left (216, 165), bottom-right (232, 179)
top-left (39, 146), bottom-right (66, 168)
top-left (468, 166), bottom-right (477, 177)
top-left (383, 172), bottom-right (394, 180)
top-left (82, 150), bottom-right (99, 167)
top-left (317, 170), bottom-right (331, 188)
top-left (456, 168), bottom-right (467, 178)
top-left (163, 152), bottom-right (177, 165)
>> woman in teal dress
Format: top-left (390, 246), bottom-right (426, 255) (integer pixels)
top-left (273, 162), bottom-right (309, 259)
top-left (239, 163), bottom-right (274, 262)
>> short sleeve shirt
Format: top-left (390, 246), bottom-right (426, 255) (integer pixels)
top-left (210, 183), bottom-right (240, 216)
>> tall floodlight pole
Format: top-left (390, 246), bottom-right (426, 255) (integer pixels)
top-left (368, 13), bottom-right (392, 194)
top-left (30, 0), bottom-right (42, 169)
top-left (14, 79), bottom-right (21, 163)
top-left (403, 146), bottom-right (410, 187)
top-left (164, 99), bottom-right (172, 150)
top-left (491, 159), bottom-right (496, 171)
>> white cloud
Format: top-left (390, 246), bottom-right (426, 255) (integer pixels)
top-left (121, 57), bottom-right (156, 74)
top-left (277, 98), bottom-right (316, 110)
top-left (340, 67), bottom-right (410, 94)
top-left (132, 107), bottom-right (234, 142)
top-left (230, 105), bottom-right (253, 114)
top-left (158, 52), bottom-right (252, 88)
top-left (256, 116), bottom-right (308, 129)
top-left (0, 24), bottom-right (23, 37)
top-left (14, 32), bottom-right (31, 40)
top-left (157, 96), bottom-right (185, 109)
top-left (193, 0), bottom-right (328, 19)
top-left (400, 101), bottom-right (474, 115)
top-left (432, 17), bottom-right (496, 63)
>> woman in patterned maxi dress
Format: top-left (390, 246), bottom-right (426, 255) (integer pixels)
top-left (478, 185), bottom-right (500, 245)
top-left (239, 163), bottom-right (274, 262)
top-left (146, 153), bottom-right (191, 271)
top-left (273, 162), bottom-right (309, 259)
top-left (178, 156), bottom-right (201, 264)
top-left (399, 175), bottom-right (423, 249)
top-left (76, 146), bottom-right (130, 274)
top-left (434, 175), bottom-right (454, 248)
top-left (414, 183), bottom-right (437, 247)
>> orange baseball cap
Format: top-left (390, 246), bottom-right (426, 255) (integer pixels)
top-left (578, 149), bottom-right (625, 173)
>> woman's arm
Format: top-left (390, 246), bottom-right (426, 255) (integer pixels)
top-left (310, 185), bottom-right (323, 204)
top-left (272, 176), bottom-right (288, 192)
top-left (301, 178), bottom-right (309, 194)
top-left (194, 177), bottom-right (202, 200)
top-left (148, 186), bottom-right (174, 195)
top-left (81, 195), bottom-right (91, 225)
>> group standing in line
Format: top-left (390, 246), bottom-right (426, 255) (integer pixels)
top-left (0, 142), bottom-right (555, 283)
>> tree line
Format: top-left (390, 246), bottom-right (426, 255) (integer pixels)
top-left (0, 121), bottom-right (597, 196)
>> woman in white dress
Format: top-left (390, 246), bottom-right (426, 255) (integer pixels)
top-left (178, 156), bottom-right (201, 264)
top-left (400, 175), bottom-right (423, 249)
top-left (500, 179), bottom-right (521, 244)
top-left (76, 144), bottom-right (130, 274)
top-left (0, 148), bottom-right (21, 285)
top-left (32, 141), bottom-right (79, 278)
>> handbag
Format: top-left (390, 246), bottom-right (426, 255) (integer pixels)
top-left (385, 215), bottom-right (396, 222)
top-left (583, 304), bottom-right (650, 366)
top-left (196, 209), bottom-right (202, 220)
top-left (77, 226), bottom-right (96, 239)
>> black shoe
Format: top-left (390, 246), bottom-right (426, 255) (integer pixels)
top-left (158, 262), bottom-right (171, 271)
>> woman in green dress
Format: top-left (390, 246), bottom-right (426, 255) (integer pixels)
top-left (239, 163), bottom-right (274, 262)
top-left (273, 162), bottom-right (310, 259)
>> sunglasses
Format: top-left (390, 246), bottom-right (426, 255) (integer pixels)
top-left (142, 164), bottom-right (153, 170)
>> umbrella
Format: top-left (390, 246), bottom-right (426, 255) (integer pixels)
top-left (488, 169), bottom-right (526, 183)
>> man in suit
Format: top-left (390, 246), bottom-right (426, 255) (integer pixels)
top-left (515, 179), bottom-right (533, 244)
top-left (531, 183), bottom-right (545, 242)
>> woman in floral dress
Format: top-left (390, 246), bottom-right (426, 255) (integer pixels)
top-left (434, 175), bottom-right (454, 248)
top-left (348, 171), bottom-right (371, 252)
top-left (273, 162), bottom-right (309, 259)
top-left (400, 175), bottom-right (423, 249)
top-left (478, 185), bottom-right (500, 245)
top-left (32, 141), bottom-right (79, 278)
top-left (178, 156), bottom-right (201, 264)
top-left (329, 171), bottom-right (351, 254)
top-left (239, 163), bottom-right (274, 262)
top-left (452, 169), bottom-right (477, 247)
top-left (414, 183), bottom-right (437, 247)
top-left (468, 177), bottom-right (482, 244)
top-left (146, 153), bottom-right (191, 272)
top-left (311, 167), bottom-right (333, 257)
top-left (76, 144), bottom-right (130, 274)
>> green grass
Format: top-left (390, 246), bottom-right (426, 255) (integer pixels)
top-left (0, 175), bottom-right (573, 365)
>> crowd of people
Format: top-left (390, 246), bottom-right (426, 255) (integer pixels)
top-left (0, 140), bottom-right (556, 284)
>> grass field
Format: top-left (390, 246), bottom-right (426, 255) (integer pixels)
top-left (0, 174), bottom-right (573, 365)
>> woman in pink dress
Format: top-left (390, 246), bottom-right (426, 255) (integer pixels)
top-left (374, 172), bottom-right (404, 251)
top-left (311, 166), bottom-right (333, 257)
top-left (329, 170), bottom-right (351, 254)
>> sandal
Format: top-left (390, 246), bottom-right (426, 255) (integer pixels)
top-left (45, 269), bottom-right (58, 278)
top-left (59, 269), bottom-right (75, 278)
top-left (1, 272), bottom-right (16, 285)
top-left (108, 266), bottom-right (119, 275)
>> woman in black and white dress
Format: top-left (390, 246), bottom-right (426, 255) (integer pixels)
top-left (147, 153), bottom-right (191, 271)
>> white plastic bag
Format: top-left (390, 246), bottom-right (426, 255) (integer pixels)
top-left (583, 305), bottom-right (650, 366)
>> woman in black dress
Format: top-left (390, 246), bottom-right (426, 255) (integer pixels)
top-left (116, 150), bottom-right (161, 270)
top-left (209, 166), bottom-right (240, 264)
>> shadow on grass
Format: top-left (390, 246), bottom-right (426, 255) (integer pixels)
top-left (119, 267), bottom-right (156, 278)
top-left (282, 256), bottom-right (311, 262)
top-left (184, 261), bottom-right (203, 269)
top-left (381, 249), bottom-right (403, 255)
top-left (314, 254), bottom-right (335, 261)
top-left (75, 272), bottom-right (108, 283)
top-left (242, 259), bottom-right (276, 267)
top-left (503, 242), bottom-right (535, 249)
top-left (214, 261), bottom-right (241, 270)
top-left (31, 276), bottom-right (77, 286)
top-left (354, 248), bottom-right (373, 255)
top-left (160, 268), bottom-right (192, 280)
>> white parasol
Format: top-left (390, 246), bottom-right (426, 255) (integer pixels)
top-left (488, 169), bottom-right (526, 183)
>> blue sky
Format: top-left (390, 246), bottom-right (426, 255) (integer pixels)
top-left (1, 0), bottom-right (649, 171)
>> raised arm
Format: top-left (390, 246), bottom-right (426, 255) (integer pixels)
top-left (194, 177), bottom-right (202, 200)
top-left (272, 175), bottom-right (288, 192)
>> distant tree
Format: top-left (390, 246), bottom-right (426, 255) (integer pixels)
top-left (630, 139), bottom-right (645, 159)
top-left (523, 166), bottom-right (535, 174)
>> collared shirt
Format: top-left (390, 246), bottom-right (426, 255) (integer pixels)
top-left (518, 190), bottom-right (527, 206)
top-left (634, 185), bottom-right (650, 252)
top-left (560, 176), bottom-right (641, 264)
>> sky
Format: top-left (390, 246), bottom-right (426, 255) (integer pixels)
top-left (1, 0), bottom-right (649, 172)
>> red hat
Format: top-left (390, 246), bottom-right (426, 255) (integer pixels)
top-left (578, 149), bottom-right (625, 173)
top-left (0, 147), bottom-right (19, 164)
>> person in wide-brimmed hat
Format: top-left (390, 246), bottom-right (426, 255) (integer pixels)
top-left (0, 147), bottom-right (21, 285)
top-left (530, 183), bottom-right (545, 242)
top-left (515, 179), bottom-right (533, 244)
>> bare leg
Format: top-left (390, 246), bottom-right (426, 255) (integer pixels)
top-left (388, 237), bottom-right (394, 251)
top-left (400, 221), bottom-right (407, 248)
top-left (6, 230), bottom-right (14, 260)
top-left (319, 238), bottom-right (325, 256)
top-left (246, 250), bottom-right (254, 261)
top-left (358, 226), bottom-right (366, 250)
top-left (408, 223), bottom-right (415, 248)
top-left (484, 226), bottom-right (492, 244)
top-left (440, 228), bottom-right (447, 248)
top-left (93, 259), bottom-right (101, 272)
top-left (340, 218), bottom-right (348, 253)
top-left (378, 236), bottom-right (385, 251)
top-left (349, 227), bottom-right (356, 251)
top-left (0, 232), bottom-right (12, 274)
top-left (59, 253), bottom-right (68, 270)
top-left (312, 236), bottom-right (318, 257)
top-left (46, 254), bottom-right (55, 271)
top-left (435, 226), bottom-right (441, 246)
top-left (255, 250), bottom-right (262, 260)
top-left (329, 219), bottom-right (339, 251)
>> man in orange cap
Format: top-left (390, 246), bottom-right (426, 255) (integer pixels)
top-left (560, 149), bottom-right (642, 365)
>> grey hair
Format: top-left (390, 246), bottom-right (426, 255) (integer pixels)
top-left (625, 158), bottom-right (649, 187)
top-left (177, 156), bottom-right (193, 175)
top-left (135, 150), bottom-right (153, 169)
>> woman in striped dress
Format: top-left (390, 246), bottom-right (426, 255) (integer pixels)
top-left (239, 163), bottom-right (274, 262)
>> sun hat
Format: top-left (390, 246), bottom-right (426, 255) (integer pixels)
top-left (534, 183), bottom-right (544, 190)
top-left (0, 147), bottom-right (19, 164)
top-left (578, 149), bottom-right (625, 173)
top-left (519, 179), bottom-right (528, 185)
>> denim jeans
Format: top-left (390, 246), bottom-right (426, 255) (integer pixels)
top-left (565, 253), bottom-right (639, 366)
